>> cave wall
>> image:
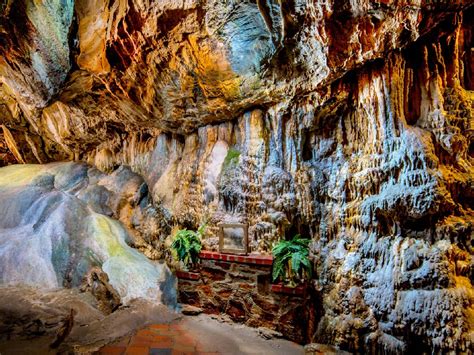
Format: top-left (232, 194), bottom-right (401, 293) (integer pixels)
top-left (1, 0), bottom-right (472, 160)
top-left (125, 20), bottom-right (474, 350)
top-left (0, 0), bottom-right (473, 353)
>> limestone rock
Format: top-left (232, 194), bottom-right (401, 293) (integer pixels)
top-left (304, 343), bottom-right (351, 355)
top-left (0, 0), bottom-right (472, 353)
top-left (81, 267), bottom-right (122, 315)
top-left (257, 327), bottom-right (283, 340)
top-left (0, 1), bottom-right (472, 159)
top-left (181, 305), bottom-right (203, 316)
top-left (0, 162), bottom-right (177, 306)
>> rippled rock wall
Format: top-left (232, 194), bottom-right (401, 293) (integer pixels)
top-left (0, 0), bottom-right (473, 353)
top-left (0, 163), bottom-right (177, 305)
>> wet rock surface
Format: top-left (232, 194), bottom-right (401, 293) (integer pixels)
top-left (0, 0), bottom-right (472, 353)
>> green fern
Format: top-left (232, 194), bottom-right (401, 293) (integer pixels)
top-left (272, 234), bottom-right (312, 287)
top-left (171, 225), bottom-right (205, 269)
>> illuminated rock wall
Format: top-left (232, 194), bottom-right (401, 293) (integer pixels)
top-left (0, 0), bottom-right (472, 352)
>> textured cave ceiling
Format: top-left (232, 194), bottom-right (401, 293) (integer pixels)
top-left (0, 0), bottom-right (472, 164)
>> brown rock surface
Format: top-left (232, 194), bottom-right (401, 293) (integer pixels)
top-left (0, 0), bottom-right (473, 353)
top-left (0, 285), bottom-right (179, 353)
top-left (81, 267), bottom-right (122, 314)
top-left (181, 304), bottom-right (203, 316)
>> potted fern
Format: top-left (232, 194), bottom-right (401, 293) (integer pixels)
top-left (272, 234), bottom-right (312, 288)
top-left (171, 224), bottom-right (205, 271)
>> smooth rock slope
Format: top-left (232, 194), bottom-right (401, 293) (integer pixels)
top-left (0, 162), bottom-right (177, 305)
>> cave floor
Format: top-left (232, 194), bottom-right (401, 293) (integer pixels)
top-left (98, 314), bottom-right (304, 355)
top-left (0, 286), bottom-right (303, 355)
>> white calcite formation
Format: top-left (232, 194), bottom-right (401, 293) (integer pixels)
top-left (0, 0), bottom-right (472, 353)
top-left (0, 163), bottom-right (177, 305)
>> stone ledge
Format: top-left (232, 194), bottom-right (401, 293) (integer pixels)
top-left (271, 283), bottom-right (306, 296)
top-left (176, 270), bottom-right (201, 280)
top-left (199, 251), bottom-right (273, 265)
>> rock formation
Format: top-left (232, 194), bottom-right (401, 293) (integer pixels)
top-left (0, 0), bottom-right (473, 353)
top-left (0, 162), bottom-right (177, 305)
top-left (81, 267), bottom-right (122, 314)
top-left (0, 285), bottom-right (179, 353)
